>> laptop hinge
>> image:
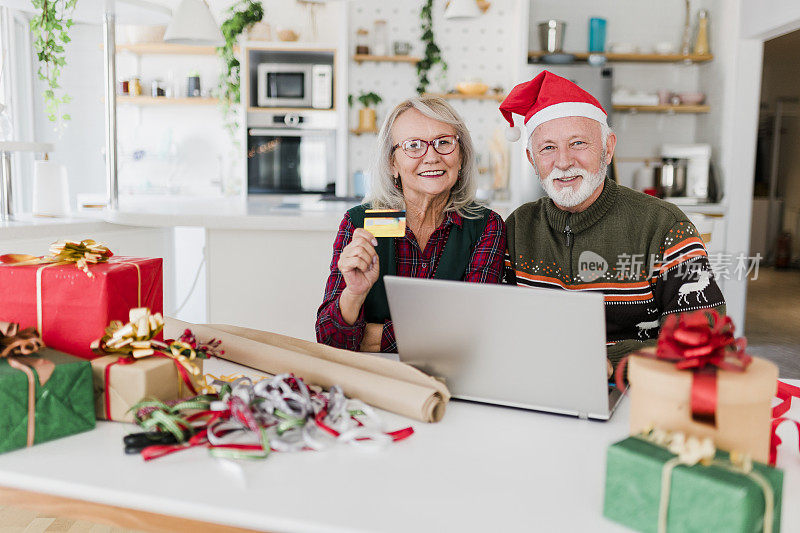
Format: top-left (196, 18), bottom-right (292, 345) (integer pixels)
top-left (578, 412), bottom-right (588, 420)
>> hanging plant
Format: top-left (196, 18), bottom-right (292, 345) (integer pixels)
top-left (29, 0), bottom-right (77, 131)
top-left (217, 0), bottom-right (264, 139)
top-left (416, 0), bottom-right (447, 94)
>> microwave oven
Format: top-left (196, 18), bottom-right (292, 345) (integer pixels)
top-left (256, 63), bottom-right (333, 109)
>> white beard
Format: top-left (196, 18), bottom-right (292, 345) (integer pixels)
top-left (539, 160), bottom-right (607, 208)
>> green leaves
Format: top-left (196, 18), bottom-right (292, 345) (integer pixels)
top-left (417, 0), bottom-right (447, 95)
top-left (30, 0), bottom-right (76, 134)
top-left (216, 0), bottom-right (264, 141)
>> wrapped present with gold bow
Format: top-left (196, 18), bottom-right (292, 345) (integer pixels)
top-left (619, 310), bottom-right (778, 463)
top-left (603, 429), bottom-right (783, 532)
top-left (0, 239), bottom-right (162, 359)
top-left (0, 322), bottom-right (95, 454)
top-left (90, 308), bottom-right (221, 423)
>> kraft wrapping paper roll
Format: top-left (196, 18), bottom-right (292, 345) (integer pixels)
top-left (164, 318), bottom-right (450, 423)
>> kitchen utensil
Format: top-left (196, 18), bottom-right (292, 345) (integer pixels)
top-left (373, 20), bottom-right (388, 56)
top-left (677, 91), bottom-right (705, 105)
top-left (657, 89), bottom-right (673, 105)
top-left (588, 18), bottom-right (607, 53)
top-left (633, 162), bottom-right (655, 192)
top-left (608, 42), bottom-right (637, 54)
top-left (355, 28), bottom-right (370, 54)
top-left (32, 160), bottom-right (70, 216)
top-left (455, 81), bottom-right (489, 96)
top-left (538, 20), bottom-right (566, 53)
top-left (277, 28), bottom-right (299, 42)
top-left (654, 158), bottom-right (687, 198)
top-left (247, 21), bottom-right (272, 41)
top-left (186, 75), bottom-right (201, 97)
top-left (662, 143), bottom-right (712, 201)
top-left (393, 41), bottom-right (411, 55)
top-left (540, 53), bottom-right (576, 64)
top-left (655, 41), bottom-right (676, 54)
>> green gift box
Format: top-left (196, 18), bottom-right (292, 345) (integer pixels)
top-left (0, 348), bottom-right (96, 454)
top-left (604, 436), bottom-right (783, 533)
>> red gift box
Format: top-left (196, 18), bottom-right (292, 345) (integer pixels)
top-left (0, 257), bottom-right (162, 359)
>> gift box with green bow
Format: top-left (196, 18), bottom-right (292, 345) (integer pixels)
top-left (0, 323), bottom-right (95, 454)
top-left (603, 430), bottom-right (783, 533)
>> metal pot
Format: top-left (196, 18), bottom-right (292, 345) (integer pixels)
top-left (654, 158), bottom-right (687, 197)
top-left (538, 20), bottom-right (566, 53)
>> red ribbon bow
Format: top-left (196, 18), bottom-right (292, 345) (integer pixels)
top-left (615, 310), bottom-right (752, 425)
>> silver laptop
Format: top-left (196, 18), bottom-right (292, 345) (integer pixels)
top-left (384, 276), bottom-right (623, 420)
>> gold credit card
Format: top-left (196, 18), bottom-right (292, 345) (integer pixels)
top-left (363, 209), bottom-right (406, 238)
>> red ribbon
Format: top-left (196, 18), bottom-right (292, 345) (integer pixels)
top-left (615, 310), bottom-right (751, 425)
top-left (104, 356), bottom-right (137, 420)
top-left (773, 381), bottom-right (800, 418)
top-left (770, 417), bottom-right (800, 466)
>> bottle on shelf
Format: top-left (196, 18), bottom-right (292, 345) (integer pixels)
top-left (694, 9), bottom-right (710, 55)
top-left (355, 28), bottom-right (370, 55)
top-left (372, 20), bottom-right (388, 56)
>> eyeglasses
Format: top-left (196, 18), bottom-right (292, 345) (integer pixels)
top-left (392, 135), bottom-right (459, 158)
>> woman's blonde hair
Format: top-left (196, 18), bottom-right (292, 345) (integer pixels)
top-left (365, 96), bottom-right (482, 218)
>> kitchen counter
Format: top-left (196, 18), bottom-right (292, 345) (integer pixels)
top-left (100, 196), bottom-right (358, 232)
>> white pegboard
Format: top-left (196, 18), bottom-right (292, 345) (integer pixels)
top-left (347, 0), bottom-right (517, 190)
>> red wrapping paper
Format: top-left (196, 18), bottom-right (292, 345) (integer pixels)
top-left (0, 257), bottom-right (162, 359)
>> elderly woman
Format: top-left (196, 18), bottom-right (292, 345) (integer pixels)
top-left (316, 96), bottom-right (507, 353)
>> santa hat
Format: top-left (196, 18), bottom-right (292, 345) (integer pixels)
top-left (500, 71), bottom-right (608, 142)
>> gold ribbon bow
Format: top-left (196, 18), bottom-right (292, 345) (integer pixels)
top-left (91, 308), bottom-right (200, 378)
top-left (0, 239), bottom-right (113, 277)
top-left (0, 322), bottom-right (56, 447)
top-left (638, 428), bottom-right (774, 533)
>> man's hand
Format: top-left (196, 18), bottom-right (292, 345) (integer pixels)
top-left (607, 358), bottom-right (613, 379)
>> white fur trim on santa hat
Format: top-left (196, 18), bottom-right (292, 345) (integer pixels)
top-left (525, 102), bottom-right (608, 139)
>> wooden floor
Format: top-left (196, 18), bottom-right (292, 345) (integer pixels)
top-left (745, 266), bottom-right (800, 378)
top-left (0, 505), bottom-right (142, 532)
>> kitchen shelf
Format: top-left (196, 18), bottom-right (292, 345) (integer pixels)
top-left (114, 43), bottom-right (235, 55)
top-left (118, 96), bottom-right (219, 106)
top-left (353, 54), bottom-right (420, 64)
top-left (425, 92), bottom-right (505, 102)
top-left (613, 104), bottom-right (710, 113)
top-left (527, 51), bottom-right (713, 63)
top-left (350, 127), bottom-right (378, 135)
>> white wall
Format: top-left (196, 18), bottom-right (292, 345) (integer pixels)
top-left (31, 23), bottom-right (106, 211)
top-left (740, 0), bottom-right (800, 40)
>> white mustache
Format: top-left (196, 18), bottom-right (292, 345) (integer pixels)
top-left (545, 167), bottom-right (590, 182)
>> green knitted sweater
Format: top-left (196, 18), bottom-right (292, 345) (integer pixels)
top-left (505, 178), bottom-right (725, 366)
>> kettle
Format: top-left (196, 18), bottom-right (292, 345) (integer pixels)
top-left (654, 158), bottom-right (687, 197)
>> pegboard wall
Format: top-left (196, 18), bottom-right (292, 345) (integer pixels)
top-left (346, 0), bottom-right (518, 190)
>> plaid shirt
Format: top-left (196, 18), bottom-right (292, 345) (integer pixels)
top-left (316, 209), bottom-right (507, 352)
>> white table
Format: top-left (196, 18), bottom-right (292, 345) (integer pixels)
top-left (0, 359), bottom-right (797, 533)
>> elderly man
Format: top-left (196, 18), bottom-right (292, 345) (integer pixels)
top-left (499, 71), bottom-right (725, 371)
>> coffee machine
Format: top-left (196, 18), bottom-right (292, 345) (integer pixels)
top-left (660, 144), bottom-right (712, 203)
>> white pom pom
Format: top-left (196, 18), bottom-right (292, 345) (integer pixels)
top-left (504, 126), bottom-right (521, 142)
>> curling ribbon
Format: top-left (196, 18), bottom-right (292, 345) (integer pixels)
top-left (615, 309), bottom-right (751, 425)
top-left (772, 380), bottom-right (800, 418)
top-left (769, 417), bottom-right (800, 466)
top-left (0, 322), bottom-right (55, 447)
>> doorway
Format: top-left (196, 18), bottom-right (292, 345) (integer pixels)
top-left (746, 29), bottom-right (800, 378)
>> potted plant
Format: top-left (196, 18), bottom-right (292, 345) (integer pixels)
top-left (356, 91), bottom-right (382, 132)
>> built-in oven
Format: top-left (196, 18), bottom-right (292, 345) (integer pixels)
top-left (256, 63), bottom-right (333, 109)
top-left (247, 112), bottom-right (336, 195)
